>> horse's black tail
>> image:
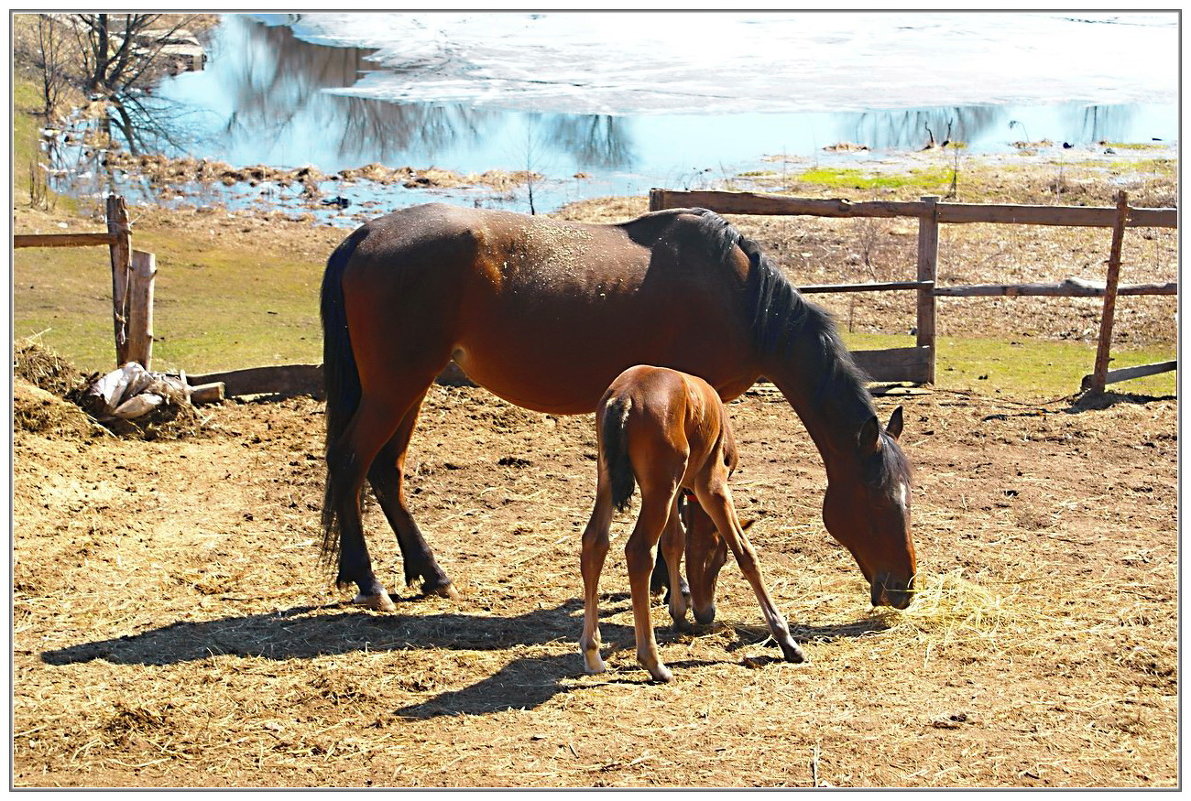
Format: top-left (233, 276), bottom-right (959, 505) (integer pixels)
top-left (319, 226), bottom-right (369, 569)
top-left (601, 396), bottom-right (637, 513)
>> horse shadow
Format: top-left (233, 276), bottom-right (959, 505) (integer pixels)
top-left (40, 595), bottom-right (889, 719)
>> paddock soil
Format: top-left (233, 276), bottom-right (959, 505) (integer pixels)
top-left (12, 376), bottom-right (1176, 787)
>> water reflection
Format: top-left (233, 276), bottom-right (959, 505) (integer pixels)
top-left (159, 16), bottom-right (639, 173)
top-left (44, 13), bottom-right (1173, 216)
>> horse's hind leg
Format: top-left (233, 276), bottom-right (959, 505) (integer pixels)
top-left (693, 479), bottom-right (806, 664)
top-left (626, 486), bottom-right (680, 682)
top-left (579, 482), bottom-right (614, 674)
top-left (368, 390), bottom-right (457, 598)
top-left (327, 392), bottom-right (419, 612)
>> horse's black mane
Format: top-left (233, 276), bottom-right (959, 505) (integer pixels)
top-left (684, 208), bottom-right (910, 485)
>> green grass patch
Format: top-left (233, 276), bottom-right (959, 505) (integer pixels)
top-left (1102, 142), bottom-right (1169, 151)
top-left (13, 226), bottom-right (325, 375)
top-left (798, 165), bottom-right (953, 192)
top-left (844, 332), bottom-right (1176, 399)
top-left (1104, 158), bottom-right (1176, 175)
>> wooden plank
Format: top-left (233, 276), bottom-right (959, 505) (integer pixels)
top-left (934, 280), bottom-right (1177, 298)
top-left (938, 202), bottom-right (1176, 229)
top-left (1080, 360), bottom-right (1177, 391)
top-left (106, 195), bottom-right (133, 366)
top-left (648, 189), bottom-right (1177, 229)
top-left (13, 232), bottom-right (116, 248)
top-left (188, 364), bottom-right (324, 398)
top-left (851, 346), bottom-right (933, 385)
top-left (189, 361), bottom-right (476, 399)
top-left (798, 280), bottom-right (932, 294)
top-left (1101, 360), bottom-right (1177, 385)
top-left (126, 250), bottom-right (156, 369)
top-left (189, 382), bottom-right (226, 405)
top-left (649, 189), bottom-right (924, 219)
top-left (1088, 192), bottom-right (1132, 395)
top-left (916, 196), bottom-right (939, 383)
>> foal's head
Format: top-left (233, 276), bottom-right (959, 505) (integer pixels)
top-left (680, 497), bottom-right (747, 625)
top-left (822, 406), bottom-right (916, 608)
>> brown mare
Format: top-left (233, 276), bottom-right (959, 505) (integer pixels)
top-left (581, 365), bottom-right (805, 682)
top-left (321, 203), bottom-right (915, 612)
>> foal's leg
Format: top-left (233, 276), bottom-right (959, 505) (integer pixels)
top-left (650, 548), bottom-right (690, 603)
top-left (693, 479), bottom-right (807, 664)
top-left (626, 487), bottom-right (680, 682)
top-left (659, 495), bottom-right (688, 628)
top-left (327, 391), bottom-right (422, 612)
top-left (579, 483), bottom-right (614, 674)
top-left (368, 390), bottom-right (457, 599)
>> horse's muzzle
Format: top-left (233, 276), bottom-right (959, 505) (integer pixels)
top-left (871, 573), bottom-right (914, 609)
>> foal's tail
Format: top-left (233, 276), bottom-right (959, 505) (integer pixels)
top-left (319, 226), bottom-right (369, 567)
top-left (601, 396), bottom-right (637, 513)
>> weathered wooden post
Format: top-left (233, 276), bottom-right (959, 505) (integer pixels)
top-left (127, 250), bottom-right (157, 369)
top-left (105, 194), bottom-right (133, 366)
top-left (916, 195), bottom-right (940, 384)
top-left (1085, 191), bottom-right (1131, 395)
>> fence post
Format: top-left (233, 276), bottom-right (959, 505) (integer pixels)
top-left (916, 195), bottom-right (939, 384)
top-left (126, 250), bottom-right (157, 370)
top-left (105, 195), bottom-right (133, 366)
top-left (1086, 191), bottom-right (1131, 395)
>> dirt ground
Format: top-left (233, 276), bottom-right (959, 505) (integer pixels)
top-left (11, 373), bottom-right (1176, 788)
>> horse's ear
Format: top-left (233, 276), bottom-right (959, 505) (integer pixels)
top-left (740, 518), bottom-right (757, 532)
top-left (858, 415), bottom-right (882, 455)
top-left (886, 406), bottom-right (904, 441)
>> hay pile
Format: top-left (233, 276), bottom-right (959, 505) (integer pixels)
top-left (13, 339), bottom-right (210, 440)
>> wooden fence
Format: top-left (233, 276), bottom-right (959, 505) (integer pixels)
top-left (15, 195), bottom-right (157, 370)
top-left (17, 192), bottom-right (1175, 401)
top-left (649, 188), bottom-right (1177, 393)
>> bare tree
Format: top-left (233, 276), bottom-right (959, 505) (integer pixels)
top-left (33, 14), bottom-right (72, 120)
top-left (71, 13), bottom-right (198, 98)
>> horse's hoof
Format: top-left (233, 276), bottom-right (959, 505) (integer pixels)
top-left (352, 591), bottom-right (396, 612)
top-left (421, 581), bottom-right (459, 600)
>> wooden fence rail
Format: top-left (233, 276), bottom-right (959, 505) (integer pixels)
top-left (649, 188), bottom-right (1177, 393)
top-left (648, 189), bottom-right (1178, 229)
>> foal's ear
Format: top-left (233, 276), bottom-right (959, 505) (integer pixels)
top-left (740, 518), bottom-right (757, 532)
top-left (857, 415), bottom-right (883, 455)
top-left (886, 405), bottom-right (904, 441)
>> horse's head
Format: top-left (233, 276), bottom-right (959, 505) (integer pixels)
top-left (822, 406), bottom-right (916, 609)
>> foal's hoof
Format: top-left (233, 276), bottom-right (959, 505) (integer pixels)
top-left (779, 640), bottom-right (808, 664)
top-left (648, 664), bottom-right (675, 683)
top-left (352, 591), bottom-right (396, 612)
top-left (581, 651), bottom-right (607, 675)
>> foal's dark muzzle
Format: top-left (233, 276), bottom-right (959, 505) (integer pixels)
top-left (871, 573), bottom-right (915, 609)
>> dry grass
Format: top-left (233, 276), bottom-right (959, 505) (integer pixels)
top-left (12, 381), bottom-right (1176, 788)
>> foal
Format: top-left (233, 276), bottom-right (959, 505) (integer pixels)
top-left (579, 365), bottom-right (806, 682)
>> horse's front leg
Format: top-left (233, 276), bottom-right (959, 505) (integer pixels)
top-left (368, 391), bottom-right (457, 599)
